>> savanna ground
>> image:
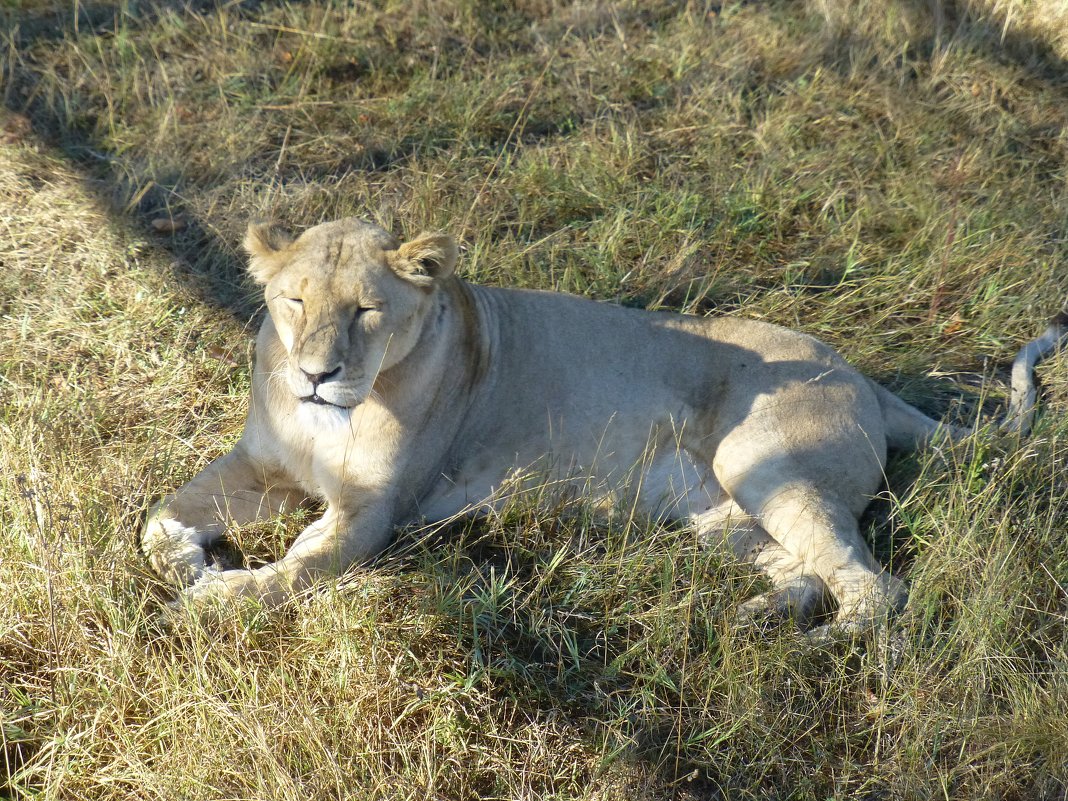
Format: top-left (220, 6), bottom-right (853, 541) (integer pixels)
top-left (2, 0), bottom-right (1068, 798)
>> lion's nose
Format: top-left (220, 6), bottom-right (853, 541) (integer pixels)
top-left (301, 365), bottom-right (342, 386)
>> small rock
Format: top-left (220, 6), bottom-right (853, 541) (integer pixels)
top-left (0, 112), bottom-right (32, 145)
top-left (151, 214), bottom-right (188, 234)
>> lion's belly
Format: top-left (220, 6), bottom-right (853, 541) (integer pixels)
top-left (415, 435), bottom-right (728, 525)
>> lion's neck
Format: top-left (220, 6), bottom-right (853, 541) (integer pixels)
top-left (369, 278), bottom-right (492, 417)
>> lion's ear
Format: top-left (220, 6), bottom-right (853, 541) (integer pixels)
top-left (243, 221), bottom-right (294, 284)
top-left (390, 232), bottom-right (458, 287)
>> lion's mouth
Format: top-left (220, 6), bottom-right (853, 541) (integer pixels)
top-left (302, 393), bottom-right (342, 408)
top-left (299, 393), bottom-right (362, 411)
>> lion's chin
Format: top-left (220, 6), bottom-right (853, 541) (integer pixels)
top-left (294, 398), bottom-right (357, 429)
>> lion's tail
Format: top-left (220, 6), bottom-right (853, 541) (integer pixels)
top-left (873, 312), bottom-right (1068, 450)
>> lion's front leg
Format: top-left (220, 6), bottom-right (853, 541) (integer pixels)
top-left (181, 497), bottom-right (396, 607)
top-left (143, 446), bottom-right (305, 587)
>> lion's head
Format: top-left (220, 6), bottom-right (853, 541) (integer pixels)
top-left (244, 217), bottom-right (458, 411)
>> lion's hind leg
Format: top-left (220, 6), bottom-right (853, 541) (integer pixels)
top-left (719, 474), bottom-right (907, 633)
top-left (143, 447), bottom-right (305, 587)
top-left (637, 445), bottom-right (827, 630)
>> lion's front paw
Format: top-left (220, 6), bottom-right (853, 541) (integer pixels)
top-left (142, 517), bottom-right (214, 586)
top-left (180, 565), bottom-right (293, 609)
top-left (182, 568), bottom-right (257, 602)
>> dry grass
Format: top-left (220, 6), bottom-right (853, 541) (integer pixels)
top-left (2, 1), bottom-right (1068, 799)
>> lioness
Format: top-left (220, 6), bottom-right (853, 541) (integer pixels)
top-left (142, 217), bottom-right (1067, 630)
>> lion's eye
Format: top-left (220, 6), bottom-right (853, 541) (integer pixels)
top-left (283, 297), bottom-right (303, 309)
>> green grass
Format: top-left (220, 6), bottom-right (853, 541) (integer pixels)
top-left (2, 0), bottom-right (1068, 798)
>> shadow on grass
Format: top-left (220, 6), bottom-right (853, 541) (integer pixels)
top-left (391, 507), bottom-right (889, 797)
top-left (0, 0), bottom-right (302, 321)
top-left (821, 0), bottom-right (1068, 87)
top-left (4, 0), bottom-right (1067, 322)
